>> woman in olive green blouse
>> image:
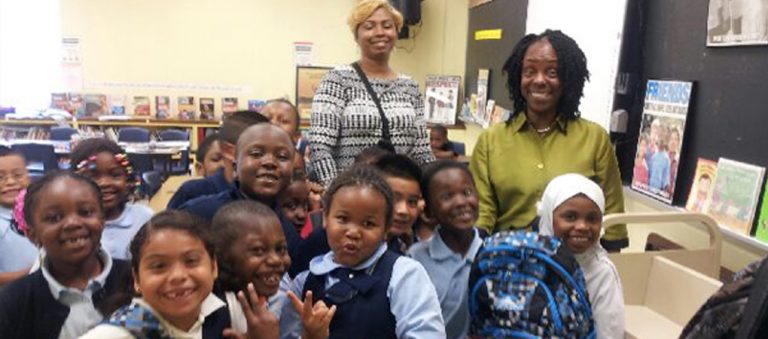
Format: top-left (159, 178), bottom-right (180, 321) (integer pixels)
top-left (469, 29), bottom-right (628, 251)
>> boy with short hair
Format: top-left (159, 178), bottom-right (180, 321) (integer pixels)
top-left (372, 153), bottom-right (423, 254)
top-left (194, 132), bottom-right (224, 177)
top-left (0, 146), bottom-right (38, 274)
top-left (430, 124), bottom-right (460, 160)
top-left (262, 98), bottom-right (301, 146)
top-left (180, 124), bottom-right (328, 275)
top-left (167, 110), bottom-right (268, 209)
top-left (409, 160), bottom-right (484, 339)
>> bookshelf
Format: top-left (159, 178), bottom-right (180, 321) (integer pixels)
top-left (1, 117), bottom-right (220, 152)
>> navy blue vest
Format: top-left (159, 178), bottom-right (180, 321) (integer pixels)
top-left (303, 250), bottom-right (399, 339)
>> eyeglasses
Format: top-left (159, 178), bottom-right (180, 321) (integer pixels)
top-left (0, 172), bottom-right (27, 184)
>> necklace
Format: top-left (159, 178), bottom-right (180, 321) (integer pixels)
top-left (529, 120), bottom-right (556, 134)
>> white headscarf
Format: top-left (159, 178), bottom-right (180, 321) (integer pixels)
top-left (537, 173), bottom-right (625, 339)
top-left (537, 173), bottom-right (605, 239)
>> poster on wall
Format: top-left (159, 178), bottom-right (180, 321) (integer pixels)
top-left (295, 66), bottom-right (332, 121)
top-left (631, 80), bottom-right (693, 204)
top-left (707, 0), bottom-right (768, 46)
top-left (424, 75), bottom-right (460, 125)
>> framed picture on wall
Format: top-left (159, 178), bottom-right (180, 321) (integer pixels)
top-left (707, 0), bottom-right (768, 46)
top-left (295, 66), bottom-right (332, 121)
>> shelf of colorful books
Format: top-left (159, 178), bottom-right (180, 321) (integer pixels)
top-left (1, 117), bottom-right (220, 152)
top-left (624, 187), bottom-right (768, 253)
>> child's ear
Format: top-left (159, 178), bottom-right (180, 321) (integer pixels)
top-left (210, 256), bottom-right (219, 281)
top-left (132, 270), bottom-right (141, 294)
top-left (194, 162), bottom-right (203, 176)
top-left (25, 227), bottom-right (40, 247)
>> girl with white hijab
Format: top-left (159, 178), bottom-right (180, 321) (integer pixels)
top-left (538, 173), bottom-right (625, 339)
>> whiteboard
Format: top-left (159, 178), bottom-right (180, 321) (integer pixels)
top-left (526, 0), bottom-right (629, 129)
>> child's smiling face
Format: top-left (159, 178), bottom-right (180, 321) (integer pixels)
top-left (427, 168), bottom-right (478, 231)
top-left (226, 216), bottom-right (291, 297)
top-left (134, 228), bottom-right (218, 331)
top-left (0, 154), bottom-right (29, 208)
top-left (551, 194), bottom-right (602, 254)
top-left (385, 176), bottom-right (420, 237)
top-left (236, 124), bottom-right (295, 204)
top-left (28, 176), bottom-right (104, 266)
top-left (324, 186), bottom-right (388, 267)
top-left (79, 152), bottom-right (130, 219)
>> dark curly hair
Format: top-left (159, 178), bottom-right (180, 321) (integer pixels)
top-left (70, 137), bottom-right (125, 168)
top-left (211, 200), bottom-right (284, 292)
top-left (323, 165), bottom-right (394, 228)
top-left (503, 29), bottom-right (589, 121)
top-left (23, 171), bottom-right (103, 229)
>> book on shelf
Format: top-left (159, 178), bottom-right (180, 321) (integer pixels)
top-left (69, 93), bottom-right (85, 117)
top-left (753, 181), bottom-right (768, 243)
top-left (156, 96), bottom-right (170, 119)
top-left (685, 158), bottom-right (718, 213)
top-left (177, 96), bottom-right (195, 120)
top-left (703, 157), bottom-right (765, 236)
top-left (133, 96), bottom-right (151, 116)
top-left (109, 95), bottom-right (126, 115)
top-left (199, 98), bottom-right (215, 120)
top-left (83, 94), bottom-right (108, 117)
top-left (51, 93), bottom-right (69, 111)
top-left (222, 97), bottom-right (238, 116)
top-left (248, 99), bottom-right (266, 113)
top-left (424, 75), bottom-right (461, 125)
top-left (631, 80), bottom-right (694, 204)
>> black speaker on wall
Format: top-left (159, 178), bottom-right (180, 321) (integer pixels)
top-left (389, 0), bottom-right (421, 39)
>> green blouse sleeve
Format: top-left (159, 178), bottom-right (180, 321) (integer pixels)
top-left (594, 129), bottom-right (628, 246)
top-left (470, 130), bottom-right (497, 232)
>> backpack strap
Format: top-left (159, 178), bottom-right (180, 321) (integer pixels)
top-left (351, 62), bottom-right (395, 152)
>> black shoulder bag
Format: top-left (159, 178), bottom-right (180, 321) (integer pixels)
top-left (351, 62), bottom-right (396, 153)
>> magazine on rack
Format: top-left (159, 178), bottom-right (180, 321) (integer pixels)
top-left (199, 98), bottom-right (215, 120)
top-left (133, 96), bottom-right (150, 116)
top-left (424, 75), bottom-right (461, 125)
top-left (222, 97), bottom-right (238, 116)
top-left (155, 96), bottom-right (170, 119)
top-left (753, 181), bottom-right (768, 243)
top-left (177, 96), bottom-right (195, 120)
top-left (685, 158), bottom-right (718, 213)
top-left (631, 80), bottom-right (693, 204)
top-left (703, 158), bottom-right (765, 236)
top-left (83, 94), bottom-right (107, 117)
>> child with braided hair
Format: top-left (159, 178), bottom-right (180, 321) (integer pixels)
top-left (71, 138), bottom-right (154, 260)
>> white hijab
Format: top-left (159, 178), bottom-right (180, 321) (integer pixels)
top-left (537, 173), bottom-right (605, 239)
top-left (537, 173), bottom-right (625, 339)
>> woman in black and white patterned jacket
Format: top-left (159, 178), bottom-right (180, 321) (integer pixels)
top-left (309, 0), bottom-right (434, 187)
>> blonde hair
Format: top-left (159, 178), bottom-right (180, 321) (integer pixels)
top-left (347, 0), bottom-right (404, 38)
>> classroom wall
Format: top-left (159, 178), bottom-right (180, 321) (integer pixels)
top-left (60, 0), bottom-right (468, 115)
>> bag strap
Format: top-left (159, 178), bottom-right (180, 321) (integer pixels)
top-left (351, 62), bottom-right (391, 144)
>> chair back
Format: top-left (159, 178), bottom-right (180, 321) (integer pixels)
top-left (50, 127), bottom-right (78, 141)
top-left (11, 143), bottom-right (58, 174)
top-left (118, 127), bottom-right (151, 142)
top-left (158, 129), bottom-right (188, 141)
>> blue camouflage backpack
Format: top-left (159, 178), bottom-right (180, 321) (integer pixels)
top-left (469, 231), bottom-right (595, 338)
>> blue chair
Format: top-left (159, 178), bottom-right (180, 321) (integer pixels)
top-left (11, 143), bottom-right (58, 176)
top-left (452, 141), bottom-right (466, 156)
top-left (158, 129), bottom-right (190, 175)
top-left (158, 129), bottom-right (188, 141)
top-left (118, 127), bottom-right (151, 142)
top-left (141, 170), bottom-right (164, 199)
top-left (50, 127), bottom-right (78, 141)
